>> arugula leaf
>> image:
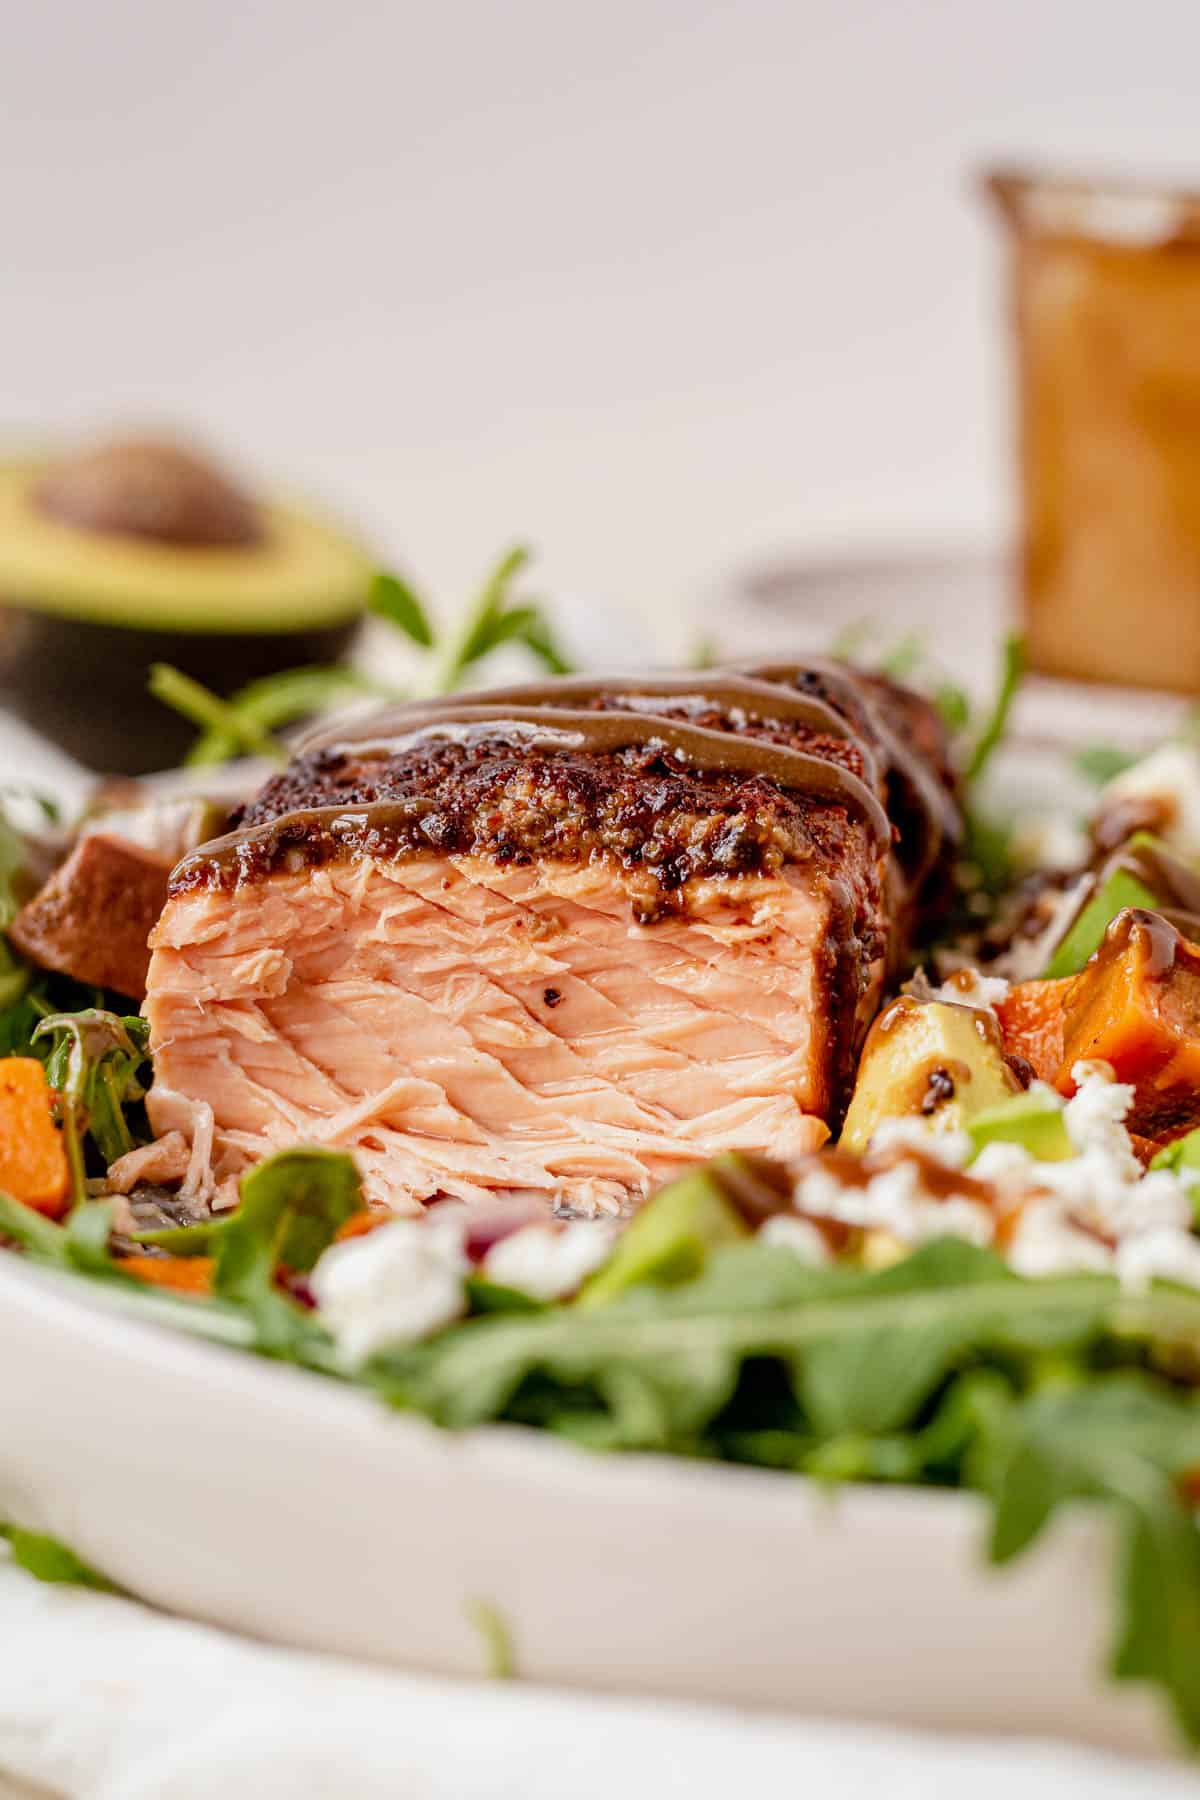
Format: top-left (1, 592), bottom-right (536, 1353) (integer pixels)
top-left (0, 808), bottom-right (26, 931)
top-left (432, 547), bottom-right (572, 689)
top-left (0, 1189), bottom-right (74, 1262)
top-left (0, 800), bottom-right (36, 1013)
top-left (370, 1239), bottom-right (1118, 1446)
top-left (971, 1377), bottom-right (1200, 1742)
top-left (964, 632), bottom-right (1025, 786)
top-left (0, 1190), bottom-right (144, 1288)
top-left (0, 942), bottom-right (30, 1015)
top-left (369, 570), bottom-right (434, 647)
top-left (35, 1009), bottom-right (151, 1181)
top-left (466, 1598), bottom-right (518, 1679)
top-left (1, 1524), bottom-right (118, 1592)
top-left (148, 663), bottom-right (287, 764)
top-left (151, 548), bottom-right (572, 763)
top-left (182, 665), bottom-right (392, 767)
top-left (933, 681), bottom-right (971, 735)
top-left (434, 545), bottom-right (531, 688)
top-left (1074, 744), bottom-right (1140, 786)
top-left (137, 1148), bottom-right (360, 1358)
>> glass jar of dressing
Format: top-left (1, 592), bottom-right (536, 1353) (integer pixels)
top-left (987, 167), bottom-right (1200, 693)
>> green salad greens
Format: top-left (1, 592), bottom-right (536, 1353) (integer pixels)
top-left (149, 544), bottom-right (571, 766)
top-left (8, 615), bottom-right (1200, 1754)
top-left (8, 1149), bottom-right (1200, 1744)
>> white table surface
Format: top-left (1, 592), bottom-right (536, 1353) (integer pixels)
top-left (1, 1554), bottom-right (1196, 1800)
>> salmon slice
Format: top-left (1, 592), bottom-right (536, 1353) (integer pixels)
top-left (146, 858), bottom-right (834, 1216)
top-left (143, 668), bottom-right (959, 1216)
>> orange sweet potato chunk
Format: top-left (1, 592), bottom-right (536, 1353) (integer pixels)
top-left (1057, 910), bottom-right (1200, 1136)
top-left (995, 979), bottom-right (1071, 1084)
top-left (0, 1059), bottom-right (70, 1217)
top-left (119, 1254), bottom-right (214, 1296)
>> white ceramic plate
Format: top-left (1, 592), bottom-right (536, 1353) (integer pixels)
top-left (0, 1254), bottom-right (1170, 1757)
top-left (0, 582), bottom-right (1182, 1756)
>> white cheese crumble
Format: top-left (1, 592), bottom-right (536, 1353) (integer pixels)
top-left (760, 1215), bottom-right (832, 1264)
top-left (483, 1220), bottom-right (619, 1301)
top-left (789, 1152), bottom-right (994, 1250)
top-left (795, 1063), bottom-right (1200, 1291)
top-left (869, 1117), bottom-right (973, 1167)
top-left (929, 969), bottom-right (1011, 1017)
top-left (311, 1214), bottom-right (469, 1365)
top-left (1008, 813), bottom-right (1089, 875)
top-left (1102, 743), bottom-right (1200, 864)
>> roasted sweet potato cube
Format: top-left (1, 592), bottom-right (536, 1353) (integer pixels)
top-left (0, 1059), bottom-right (70, 1217)
top-left (995, 978), bottom-right (1070, 1084)
top-left (1057, 909), bottom-right (1200, 1136)
top-left (8, 832), bottom-right (171, 1000)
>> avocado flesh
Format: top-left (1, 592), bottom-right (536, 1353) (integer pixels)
top-left (578, 1170), bottom-right (748, 1307)
top-left (966, 1090), bottom-right (1073, 1163)
top-left (1043, 832), bottom-right (1200, 979)
top-left (1044, 865), bottom-right (1159, 979)
top-left (0, 462), bottom-right (371, 633)
top-left (839, 998), bottom-right (1021, 1154)
top-left (0, 458), bottom-right (373, 774)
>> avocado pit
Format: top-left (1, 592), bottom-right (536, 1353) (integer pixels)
top-left (33, 438), bottom-right (264, 549)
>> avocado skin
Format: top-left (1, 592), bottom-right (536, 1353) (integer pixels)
top-left (0, 606), bottom-right (360, 775)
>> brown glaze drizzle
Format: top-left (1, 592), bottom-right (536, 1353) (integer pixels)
top-left (735, 659), bottom-right (960, 887)
top-left (314, 704), bottom-right (891, 847)
top-left (707, 1152), bottom-right (797, 1225)
top-left (185, 665), bottom-right (956, 901)
top-left (1091, 906), bottom-right (1184, 983)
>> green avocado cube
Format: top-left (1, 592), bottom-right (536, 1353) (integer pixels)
top-left (577, 1169), bottom-right (748, 1307)
top-left (1043, 865), bottom-right (1159, 979)
top-left (1151, 1129), bottom-right (1200, 1224)
top-left (1151, 1129), bottom-right (1200, 1178)
top-left (966, 1089), bottom-right (1074, 1164)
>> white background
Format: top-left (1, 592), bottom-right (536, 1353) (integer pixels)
top-left (4, 0), bottom-right (1200, 648)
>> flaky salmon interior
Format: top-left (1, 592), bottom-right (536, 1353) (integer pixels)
top-left (145, 854), bottom-right (840, 1217)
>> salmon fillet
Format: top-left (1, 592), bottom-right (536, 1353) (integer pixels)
top-left (144, 669), bottom-right (959, 1217)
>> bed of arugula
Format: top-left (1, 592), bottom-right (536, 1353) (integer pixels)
top-left (4, 618), bottom-right (1200, 1747)
top-left (5, 1143), bottom-right (1200, 1747)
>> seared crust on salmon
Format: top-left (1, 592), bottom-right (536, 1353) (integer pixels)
top-left (144, 667), bottom-right (959, 1217)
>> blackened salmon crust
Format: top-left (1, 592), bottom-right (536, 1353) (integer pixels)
top-left (178, 735), bottom-right (877, 902)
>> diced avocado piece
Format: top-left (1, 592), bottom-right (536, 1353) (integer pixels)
top-left (966, 1089), bottom-right (1073, 1163)
top-left (577, 1169), bottom-right (748, 1307)
top-left (1151, 1129), bottom-right (1200, 1224)
top-left (1151, 1128), bottom-right (1200, 1180)
top-left (839, 998), bottom-right (1021, 1154)
top-left (1044, 865), bottom-right (1159, 979)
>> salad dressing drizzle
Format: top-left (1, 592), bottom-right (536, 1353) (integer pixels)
top-left (187, 667), bottom-right (955, 889)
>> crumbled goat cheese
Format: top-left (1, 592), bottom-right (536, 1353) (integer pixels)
top-left (1103, 743), bottom-right (1200, 865)
top-left (1115, 1227), bottom-right (1200, 1293)
top-left (311, 1214), bottom-right (468, 1365)
top-left (813, 1062), bottom-right (1200, 1289)
top-left (930, 969), bottom-right (1011, 1017)
top-left (1063, 1062), bottom-right (1139, 1162)
top-left (1005, 1208), bottom-right (1115, 1279)
top-left (760, 1215), bottom-right (832, 1264)
top-left (483, 1220), bottom-right (619, 1301)
top-left (1009, 813), bottom-right (1089, 875)
top-left (868, 1117), bottom-right (972, 1167)
top-left (792, 1154), bottom-right (993, 1248)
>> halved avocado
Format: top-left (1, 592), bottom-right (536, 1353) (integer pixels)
top-left (0, 439), bottom-right (374, 773)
